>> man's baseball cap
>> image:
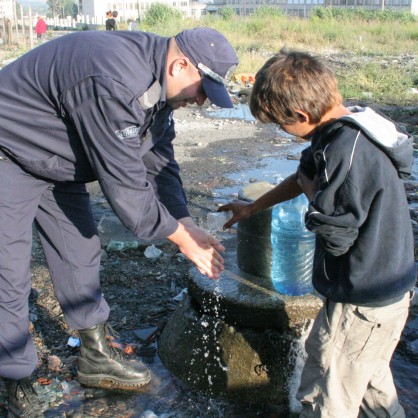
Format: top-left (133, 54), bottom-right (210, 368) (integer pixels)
top-left (175, 28), bottom-right (239, 108)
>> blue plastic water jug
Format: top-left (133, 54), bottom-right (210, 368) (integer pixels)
top-left (271, 194), bottom-right (315, 296)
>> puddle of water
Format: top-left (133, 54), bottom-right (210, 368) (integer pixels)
top-left (29, 348), bottom-right (285, 418)
top-left (213, 143), bottom-right (306, 201)
top-left (204, 103), bottom-right (257, 122)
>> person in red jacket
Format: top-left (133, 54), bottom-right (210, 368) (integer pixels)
top-left (35, 16), bottom-right (47, 43)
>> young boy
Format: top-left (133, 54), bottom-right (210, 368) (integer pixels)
top-left (221, 50), bottom-right (416, 417)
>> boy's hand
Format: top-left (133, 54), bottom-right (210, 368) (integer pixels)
top-left (296, 165), bottom-right (317, 202)
top-left (217, 201), bottom-right (253, 229)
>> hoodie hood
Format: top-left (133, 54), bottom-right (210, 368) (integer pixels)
top-left (340, 106), bottom-right (413, 178)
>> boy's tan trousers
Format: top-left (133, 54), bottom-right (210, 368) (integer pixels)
top-left (297, 292), bottom-right (412, 418)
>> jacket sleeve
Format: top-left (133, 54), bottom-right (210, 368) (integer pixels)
top-left (143, 109), bottom-right (190, 220)
top-left (299, 146), bottom-right (316, 180)
top-left (305, 132), bottom-right (369, 256)
top-left (62, 77), bottom-right (179, 240)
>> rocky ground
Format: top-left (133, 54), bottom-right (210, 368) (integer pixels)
top-left (0, 45), bottom-right (417, 417)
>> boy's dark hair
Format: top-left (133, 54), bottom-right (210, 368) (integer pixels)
top-left (112, 11), bottom-right (118, 17)
top-left (250, 49), bottom-right (342, 126)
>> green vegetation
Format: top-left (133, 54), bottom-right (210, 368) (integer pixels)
top-left (139, 7), bottom-right (418, 105)
top-left (2, 7), bottom-right (416, 105)
top-left (46, 0), bottom-right (78, 18)
top-left (143, 4), bottom-right (182, 27)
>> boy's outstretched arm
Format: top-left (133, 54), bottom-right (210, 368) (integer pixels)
top-left (219, 173), bottom-right (302, 229)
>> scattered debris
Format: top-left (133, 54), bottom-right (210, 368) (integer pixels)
top-left (133, 326), bottom-right (159, 343)
top-left (173, 288), bottom-right (188, 302)
top-left (47, 355), bottom-right (62, 372)
top-left (232, 73), bottom-right (255, 85)
top-left (67, 336), bottom-right (80, 348)
top-left (37, 377), bottom-right (53, 385)
top-left (144, 245), bottom-right (163, 259)
top-left (106, 240), bottom-right (139, 252)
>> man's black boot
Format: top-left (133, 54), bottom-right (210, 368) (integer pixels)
top-left (3, 377), bottom-right (43, 418)
top-left (76, 322), bottom-right (151, 391)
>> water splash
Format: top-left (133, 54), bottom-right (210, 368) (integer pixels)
top-left (287, 319), bottom-right (314, 413)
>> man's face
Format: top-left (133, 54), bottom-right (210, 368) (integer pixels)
top-left (166, 58), bottom-right (208, 110)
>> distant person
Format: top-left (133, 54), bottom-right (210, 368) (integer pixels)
top-left (128, 17), bottom-right (140, 31)
top-left (35, 16), bottom-right (47, 43)
top-left (220, 49), bottom-right (415, 417)
top-left (105, 10), bottom-right (116, 31)
top-left (111, 10), bottom-right (119, 30)
top-left (0, 27), bottom-right (238, 417)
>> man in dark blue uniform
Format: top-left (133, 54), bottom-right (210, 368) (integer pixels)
top-left (0, 27), bottom-right (238, 417)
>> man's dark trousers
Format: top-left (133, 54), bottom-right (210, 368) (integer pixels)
top-left (0, 158), bottom-right (110, 380)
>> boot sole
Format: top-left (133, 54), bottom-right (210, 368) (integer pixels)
top-left (77, 371), bottom-right (151, 391)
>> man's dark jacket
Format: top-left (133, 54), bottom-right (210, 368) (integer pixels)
top-left (0, 31), bottom-right (189, 240)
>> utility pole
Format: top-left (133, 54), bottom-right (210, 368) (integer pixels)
top-left (29, 5), bottom-right (33, 49)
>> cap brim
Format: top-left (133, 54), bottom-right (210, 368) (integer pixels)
top-left (202, 76), bottom-right (234, 109)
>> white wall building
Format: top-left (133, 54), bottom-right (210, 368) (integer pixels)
top-left (78, 0), bottom-right (204, 24)
top-left (0, 0), bottom-right (15, 18)
top-left (224, 0), bottom-right (418, 16)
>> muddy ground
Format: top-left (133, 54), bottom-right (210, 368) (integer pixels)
top-left (0, 45), bottom-right (417, 417)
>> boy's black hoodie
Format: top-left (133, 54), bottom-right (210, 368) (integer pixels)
top-left (300, 106), bottom-right (416, 306)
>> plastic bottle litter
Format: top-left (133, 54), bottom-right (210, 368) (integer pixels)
top-left (67, 336), bottom-right (80, 347)
top-left (207, 210), bottom-right (233, 231)
top-left (106, 240), bottom-right (138, 252)
top-left (271, 195), bottom-right (315, 296)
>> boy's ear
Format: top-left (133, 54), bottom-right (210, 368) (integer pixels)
top-left (295, 110), bottom-right (313, 124)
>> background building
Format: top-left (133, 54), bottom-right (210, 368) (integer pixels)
top-left (223, 0), bottom-right (417, 16)
top-left (78, 0), bottom-right (417, 20)
top-left (0, 0), bottom-right (14, 18)
top-left (77, 0), bottom-right (205, 23)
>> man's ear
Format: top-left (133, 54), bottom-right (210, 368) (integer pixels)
top-left (170, 57), bottom-right (189, 77)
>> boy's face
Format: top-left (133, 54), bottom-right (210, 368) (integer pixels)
top-left (281, 120), bottom-right (316, 140)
